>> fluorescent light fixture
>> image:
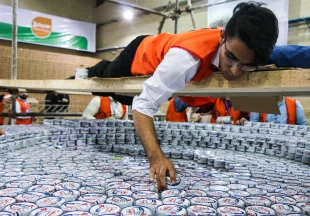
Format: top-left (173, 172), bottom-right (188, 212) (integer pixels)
top-left (123, 11), bottom-right (133, 20)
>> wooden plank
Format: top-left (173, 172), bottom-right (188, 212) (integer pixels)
top-left (0, 69), bottom-right (309, 97)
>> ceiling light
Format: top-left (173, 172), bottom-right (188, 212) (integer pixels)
top-left (123, 11), bottom-right (133, 20)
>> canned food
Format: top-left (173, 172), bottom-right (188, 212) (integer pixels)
top-left (190, 196), bottom-right (218, 208)
top-left (28, 185), bottom-right (55, 195)
top-left (243, 196), bottom-right (272, 207)
top-left (121, 206), bottom-right (152, 216)
top-left (245, 205), bottom-right (276, 215)
top-left (29, 206), bottom-right (63, 216)
top-left (15, 192), bottom-right (46, 203)
top-left (36, 196), bottom-right (66, 207)
top-left (53, 190), bottom-right (80, 201)
top-left (90, 203), bottom-right (121, 216)
top-left (0, 197), bottom-right (15, 210)
top-left (218, 197), bottom-right (245, 208)
top-left (55, 182), bottom-right (80, 191)
top-left (134, 198), bottom-right (163, 214)
top-left (0, 188), bottom-right (24, 198)
top-left (61, 201), bottom-right (91, 212)
top-left (161, 189), bottom-right (186, 199)
top-left (107, 188), bottom-right (132, 197)
top-left (61, 211), bottom-right (92, 216)
top-left (156, 204), bottom-right (187, 216)
top-left (4, 202), bottom-right (37, 216)
top-left (132, 191), bottom-right (159, 200)
top-left (216, 206), bottom-right (246, 216)
top-left (187, 205), bottom-right (216, 216)
top-left (271, 204), bottom-right (302, 216)
top-left (78, 193), bottom-right (107, 205)
top-left (106, 196), bottom-right (134, 209)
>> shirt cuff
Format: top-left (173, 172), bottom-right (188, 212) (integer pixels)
top-left (132, 96), bottom-right (159, 118)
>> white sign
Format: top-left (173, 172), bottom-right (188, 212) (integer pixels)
top-left (208, 0), bottom-right (288, 45)
top-left (0, 4), bottom-right (96, 52)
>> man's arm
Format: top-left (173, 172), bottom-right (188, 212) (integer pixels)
top-left (82, 97), bottom-right (101, 120)
top-left (132, 48), bottom-right (200, 191)
top-left (295, 100), bottom-right (308, 126)
top-left (133, 110), bottom-right (176, 191)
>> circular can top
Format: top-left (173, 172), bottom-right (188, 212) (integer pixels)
top-left (156, 204), bottom-right (187, 216)
top-left (121, 206), bottom-right (152, 216)
top-left (271, 204), bottom-right (302, 215)
top-left (0, 197), bottom-right (15, 210)
top-left (4, 202), bottom-right (37, 215)
top-left (245, 205), bottom-right (276, 216)
top-left (190, 196), bottom-right (218, 208)
top-left (268, 196), bottom-right (297, 205)
top-left (29, 207), bottom-right (63, 216)
top-left (163, 196), bottom-right (191, 208)
top-left (161, 189), bottom-right (187, 198)
top-left (217, 206), bottom-right (246, 216)
top-left (243, 196), bottom-right (272, 207)
top-left (90, 203), bottom-right (121, 215)
top-left (15, 192), bottom-right (46, 203)
top-left (55, 182), bottom-right (80, 190)
top-left (107, 188), bottom-right (133, 197)
top-left (218, 197), bottom-right (245, 208)
top-left (36, 196), bottom-right (66, 207)
top-left (187, 205), bottom-right (216, 216)
top-left (0, 188), bottom-right (24, 197)
top-left (61, 211), bottom-right (92, 216)
top-left (134, 198), bottom-right (163, 214)
top-left (61, 201), bottom-right (92, 212)
top-left (132, 191), bottom-right (159, 200)
top-left (78, 193), bottom-right (107, 205)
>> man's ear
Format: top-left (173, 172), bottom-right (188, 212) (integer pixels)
top-left (219, 29), bottom-right (225, 44)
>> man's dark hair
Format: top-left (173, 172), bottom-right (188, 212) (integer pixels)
top-left (225, 1), bottom-right (279, 65)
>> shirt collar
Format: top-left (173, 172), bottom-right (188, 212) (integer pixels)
top-left (211, 48), bottom-right (220, 69)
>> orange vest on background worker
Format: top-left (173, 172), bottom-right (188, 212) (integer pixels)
top-left (211, 98), bottom-right (241, 124)
top-left (94, 97), bottom-right (127, 120)
top-left (16, 98), bottom-right (32, 125)
top-left (166, 98), bottom-right (188, 122)
top-left (131, 28), bottom-right (221, 82)
top-left (0, 101), bottom-right (3, 125)
top-left (260, 97), bottom-right (296, 124)
top-left (178, 96), bottom-right (217, 108)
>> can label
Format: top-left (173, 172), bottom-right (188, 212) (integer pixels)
top-left (36, 197), bottom-right (66, 207)
top-left (78, 193), bottom-right (107, 205)
top-left (121, 206), bottom-right (152, 216)
top-left (61, 201), bottom-right (91, 212)
top-left (90, 203), bottom-right (121, 215)
top-left (29, 207), bottom-right (63, 216)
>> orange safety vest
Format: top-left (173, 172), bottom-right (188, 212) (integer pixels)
top-left (94, 97), bottom-right (127, 120)
top-left (211, 98), bottom-right (241, 124)
top-left (178, 96), bottom-right (217, 107)
top-left (16, 99), bottom-right (32, 125)
top-left (131, 28), bottom-right (221, 82)
top-left (260, 97), bottom-right (296, 124)
top-left (166, 98), bottom-right (188, 122)
top-left (0, 101), bottom-right (3, 125)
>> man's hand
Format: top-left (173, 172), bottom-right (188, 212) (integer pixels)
top-left (149, 155), bottom-right (176, 192)
top-left (236, 118), bottom-right (247, 125)
top-left (0, 128), bottom-right (5, 136)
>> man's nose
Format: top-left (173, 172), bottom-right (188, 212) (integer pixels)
top-left (231, 65), bottom-right (243, 77)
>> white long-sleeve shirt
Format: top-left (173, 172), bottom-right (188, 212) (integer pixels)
top-left (132, 47), bottom-right (219, 118)
top-left (82, 96), bottom-right (128, 120)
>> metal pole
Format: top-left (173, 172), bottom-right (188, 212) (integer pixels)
top-left (183, 0), bottom-right (238, 12)
top-left (105, 0), bottom-right (168, 17)
top-left (158, 1), bottom-right (172, 34)
top-left (11, 0), bottom-right (18, 125)
top-left (174, 0), bottom-right (179, 34)
top-left (186, 0), bottom-right (196, 29)
top-left (0, 112), bottom-right (83, 117)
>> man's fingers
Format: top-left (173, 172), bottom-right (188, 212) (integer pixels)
top-left (149, 167), bottom-right (155, 182)
top-left (156, 173), bottom-right (162, 192)
top-left (159, 166), bottom-right (167, 191)
top-left (168, 165), bottom-right (176, 184)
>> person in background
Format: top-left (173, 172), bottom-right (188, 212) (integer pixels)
top-left (45, 93), bottom-right (70, 115)
top-left (16, 93), bottom-right (35, 125)
top-left (250, 96), bottom-right (308, 125)
top-left (0, 94), bottom-right (11, 125)
top-left (167, 97), bottom-right (249, 124)
top-left (82, 96), bottom-right (128, 120)
top-left (86, 2), bottom-right (279, 191)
